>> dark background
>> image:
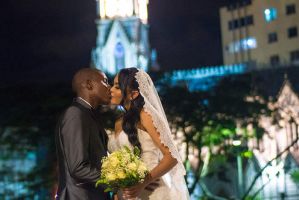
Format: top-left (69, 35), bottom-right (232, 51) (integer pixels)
top-left (1, 0), bottom-right (235, 85)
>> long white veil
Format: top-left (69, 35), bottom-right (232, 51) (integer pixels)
top-left (135, 69), bottom-right (190, 200)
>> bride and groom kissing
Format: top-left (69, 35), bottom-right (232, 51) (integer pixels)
top-left (55, 67), bottom-right (190, 200)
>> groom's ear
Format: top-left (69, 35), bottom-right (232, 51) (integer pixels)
top-left (130, 90), bottom-right (140, 100)
top-left (83, 79), bottom-right (93, 90)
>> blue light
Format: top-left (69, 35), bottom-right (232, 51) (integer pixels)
top-left (245, 37), bottom-right (257, 49)
top-left (26, 152), bottom-right (36, 161)
top-left (166, 64), bottom-right (247, 91)
top-left (264, 8), bottom-right (277, 22)
top-left (229, 37), bottom-right (257, 53)
top-left (264, 9), bottom-right (271, 15)
top-left (114, 42), bottom-right (125, 70)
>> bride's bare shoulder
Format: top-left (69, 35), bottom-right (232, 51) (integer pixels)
top-left (140, 109), bottom-right (151, 120)
top-left (140, 109), bottom-right (154, 128)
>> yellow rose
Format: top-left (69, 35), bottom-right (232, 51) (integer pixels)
top-left (110, 156), bottom-right (119, 167)
top-left (117, 170), bottom-right (126, 179)
top-left (128, 163), bottom-right (137, 171)
top-left (122, 154), bottom-right (130, 163)
top-left (138, 163), bottom-right (147, 172)
top-left (106, 173), bottom-right (117, 181)
top-left (102, 161), bottom-right (108, 168)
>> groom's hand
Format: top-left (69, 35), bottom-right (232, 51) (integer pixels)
top-left (144, 178), bottom-right (160, 191)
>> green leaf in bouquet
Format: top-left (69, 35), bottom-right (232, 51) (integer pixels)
top-left (133, 146), bottom-right (141, 157)
top-left (124, 145), bottom-right (131, 153)
top-left (104, 187), bottom-right (114, 193)
top-left (95, 179), bottom-right (107, 187)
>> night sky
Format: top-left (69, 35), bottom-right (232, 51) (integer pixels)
top-left (1, 0), bottom-right (233, 85)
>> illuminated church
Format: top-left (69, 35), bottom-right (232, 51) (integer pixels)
top-left (90, 0), bottom-right (247, 89)
top-left (91, 0), bottom-right (151, 75)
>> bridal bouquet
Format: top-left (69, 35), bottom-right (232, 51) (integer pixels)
top-left (96, 146), bottom-right (149, 192)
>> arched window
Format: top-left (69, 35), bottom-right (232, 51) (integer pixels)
top-left (114, 42), bottom-right (125, 70)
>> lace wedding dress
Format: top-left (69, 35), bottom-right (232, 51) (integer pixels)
top-left (108, 129), bottom-right (188, 200)
top-left (108, 69), bottom-right (189, 200)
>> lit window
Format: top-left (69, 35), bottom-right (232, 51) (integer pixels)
top-left (264, 8), bottom-right (277, 22)
top-left (228, 37), bottom-right (257, 53)
top-left (114, 42), bottom-right (125, 70)
top-left (246, 38), bottom-right (256, 48)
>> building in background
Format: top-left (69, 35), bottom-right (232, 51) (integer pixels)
top-left (220, 0), bottom-right (299, 69)
top-left (162, 0), bottom-right (299, 92)
top-left (245, 77), bottom-right (299, 199)
top-left (91, 0), bottom-right (152, 75)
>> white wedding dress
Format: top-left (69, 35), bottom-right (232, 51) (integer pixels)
top-left (107, 69), bottom-right (190, 200)
top-left (108, 129), bottom-right (181, 200)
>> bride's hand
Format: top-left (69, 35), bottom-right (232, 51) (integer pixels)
top-left (113, 194), bottom-right (119, 200)
top-left (122, 182), bottom-right (146, 199)
top-left (144, 178), bottom-right (160, 191)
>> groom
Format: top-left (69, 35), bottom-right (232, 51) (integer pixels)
top-left (55, 68), bottom-right (111, 200)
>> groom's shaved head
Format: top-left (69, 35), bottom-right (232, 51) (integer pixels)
top-left (72, 68), bottom-right (103, 95)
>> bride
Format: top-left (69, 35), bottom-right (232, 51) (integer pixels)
top-left (108, 67), bottom-right (190, 200)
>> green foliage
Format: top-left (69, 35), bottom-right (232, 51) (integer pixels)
top-left (133, 146), bottom-right (141, 157)
top-left (290, 169), bottom-right (299, 184)
top-left (242, 150), bottom-right (253, 158)
top-left (158, 72), bottom-right (269, 197)
top-left (244, 196), bottom-right (262, 200)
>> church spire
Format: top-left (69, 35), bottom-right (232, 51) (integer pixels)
top-left (96, 0), bottom-right (148, 23)
top-left (92, 0), bottom-right (150, 74)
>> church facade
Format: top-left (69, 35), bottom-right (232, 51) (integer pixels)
top-left (91, 0), bottom-right (151, 75)
top-left (245, 78), bottom-right (299, 199)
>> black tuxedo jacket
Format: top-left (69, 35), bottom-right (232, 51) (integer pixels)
top-left (55, 98), bottom-right (110, 200)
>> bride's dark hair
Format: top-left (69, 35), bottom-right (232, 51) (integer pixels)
top-left (118, 67), bottom-right (144, 151)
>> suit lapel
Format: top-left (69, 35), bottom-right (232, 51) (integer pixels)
top-left (72, 100), bottom-right (108, 149)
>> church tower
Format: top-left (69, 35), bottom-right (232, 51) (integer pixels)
top-left (91, 0), bottom-right (151, 75)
